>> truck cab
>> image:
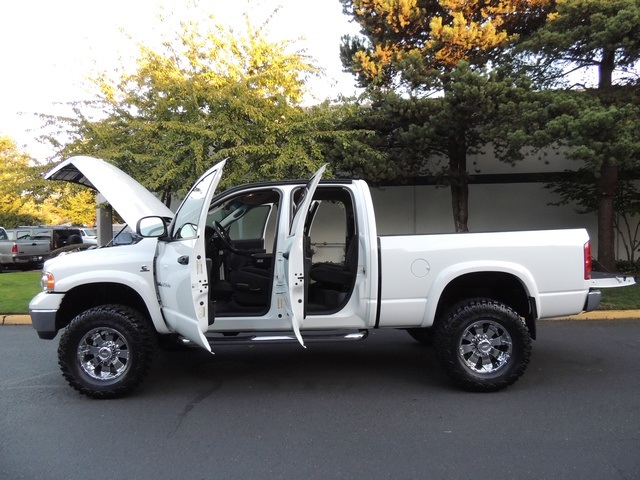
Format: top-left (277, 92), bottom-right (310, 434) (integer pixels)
top-left (137, 163), bottom-right (379, 349)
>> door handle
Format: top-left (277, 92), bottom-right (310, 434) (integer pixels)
top-left (177, 255), bottom-right (189, 265)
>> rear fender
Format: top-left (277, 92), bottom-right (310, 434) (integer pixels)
top-left (423, 261), bottom-right (539, 328)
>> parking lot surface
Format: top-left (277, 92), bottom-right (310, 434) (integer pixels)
top-left (1, 321), bottom-right (639, 479)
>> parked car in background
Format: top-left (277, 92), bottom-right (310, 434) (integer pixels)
top-left (78, 228), bottom-right (97, 245)
top-left (23, 226), bottom-right (84, 250)
top-left (0, 226), bottom-right (50, 271)
top-left (1, 226), bottom-right (88, 271)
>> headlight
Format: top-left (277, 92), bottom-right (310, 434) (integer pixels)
top-left (41, 272), bottom-right (55, 291)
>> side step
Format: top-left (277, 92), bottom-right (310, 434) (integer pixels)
top-left (195, 329), bottom-right (369, 347)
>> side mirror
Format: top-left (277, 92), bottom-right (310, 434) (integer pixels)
top-left (137, 216), bottom-right (168, 238)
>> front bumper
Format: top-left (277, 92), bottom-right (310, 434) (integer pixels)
top-left (30, 310), bottom-right (58, 339)
top-left (29, 292), bottom-right (64, 339)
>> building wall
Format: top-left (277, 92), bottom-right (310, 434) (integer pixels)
top-left (370, 182), bottom-right (599, 240)
top-left (368, 149), bottom-right (637, 262)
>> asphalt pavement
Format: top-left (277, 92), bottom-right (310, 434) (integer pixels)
top-left (1, 321), bottom-right (639, 479)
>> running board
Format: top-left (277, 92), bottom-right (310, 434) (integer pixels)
top-left (190, 329), bottom-right (369, 347)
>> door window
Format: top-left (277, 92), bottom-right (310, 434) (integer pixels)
top-left (171, 172), bottom-right (215, 240)
top-left (207, 190), bottom-right (280, 247)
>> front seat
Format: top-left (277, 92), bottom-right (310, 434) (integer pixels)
top-left (229, 254), bottom-right (273, 306)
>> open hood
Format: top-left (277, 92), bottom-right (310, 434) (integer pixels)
top-left (45, 156), bottom-right (174, 227)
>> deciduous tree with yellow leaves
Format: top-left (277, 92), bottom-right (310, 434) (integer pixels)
top-left (0, 135), bottom-right (96, 227)
top-left (43, 12), bottom-right (355, 206)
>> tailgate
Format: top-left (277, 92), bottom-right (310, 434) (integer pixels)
top-left (14, 240), bottom-right (49, 256)
top-left (590, 271), bottom-right (636, 289)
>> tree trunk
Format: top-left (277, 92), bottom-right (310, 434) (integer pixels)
top-left (596, 161), bottom-right (618, 271)
top-left (596, 47), bottom-right (617, 271)
top-left (161, 189), bottom-right (172, 208)
top-left (448, 139), bottom-right (469, 233)
top-left (450, 179), bottom-right (469, 233)
top-left (598, 48), bottom-right (615, 89)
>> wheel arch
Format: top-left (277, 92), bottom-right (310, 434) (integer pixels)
top-left (55, 282), bottom-right (165, 334)
top-left (427, 266), bottom-right (539, 339)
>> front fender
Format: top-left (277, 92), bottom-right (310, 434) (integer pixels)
top-left (37, 239), bottom-right (170, 334)
top-left (54, 270), bottom-right (168, 334)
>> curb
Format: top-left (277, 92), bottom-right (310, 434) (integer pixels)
top-left (2, 311), bottom-right (639, 326)
top-left (2, 315), bottom-right (32, 325)
top-left (544, 310), bottom-right (640, 321)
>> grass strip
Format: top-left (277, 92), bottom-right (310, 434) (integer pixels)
top-left (0, 271), bottom-right (41, 314)
top-left (598, 282), bottom-right (640, 310)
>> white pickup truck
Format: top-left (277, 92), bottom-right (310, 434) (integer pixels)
top-left (29, 156), bottom-right (632, 398)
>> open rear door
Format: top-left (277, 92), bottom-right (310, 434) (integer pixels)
top-left (274, 165), bottom-right (326, 346)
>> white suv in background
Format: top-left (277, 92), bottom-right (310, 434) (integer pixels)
top-left (78, 228), bottom-right (97, 245)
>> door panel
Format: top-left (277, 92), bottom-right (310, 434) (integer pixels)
top-left (156, 160), bottom-right (226, 351)
top-left (276, 164), bottom-right (326, 346)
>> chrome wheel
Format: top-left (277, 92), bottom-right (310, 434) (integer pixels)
top-left (77, 327), bottom-right (131, 381)
top-left (435, 299), bottom-right (531, 392)
top-left (59, 305), bottom-right (156, 398)
top-left (458, 320), bottom-right (513, 374)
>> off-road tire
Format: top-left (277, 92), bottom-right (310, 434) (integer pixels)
top-left (58, 305), bottom-right (157, 399)
top-left (434, 298), bottom-right (532, 392)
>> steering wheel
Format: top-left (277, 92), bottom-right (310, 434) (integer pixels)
top-left (211, 221), bottom-right (236, 252)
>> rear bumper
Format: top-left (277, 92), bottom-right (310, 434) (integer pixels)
top-left (584, 272), bottom-right (636, 313)
top-left (2, 255), bottom-right (44, 264)
top-left (584, 290), bottom-right (602, 312)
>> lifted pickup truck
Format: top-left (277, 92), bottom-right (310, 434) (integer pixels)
top-left (29, 156), bottom-right (633, 398)
top-left (0, 227), bottom-right (50, 271)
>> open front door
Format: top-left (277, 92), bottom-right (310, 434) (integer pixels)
top-left (274, 164), bottom-right (326, 346)
top-left (156, 160), bottom-right (226, 352)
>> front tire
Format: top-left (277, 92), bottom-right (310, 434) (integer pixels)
top-left (58, 305), bottom-right (157, 399)
top-left (434, 298), bottom-right (532, 392)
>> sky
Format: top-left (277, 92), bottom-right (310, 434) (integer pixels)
top-left (0, 0), bottom-right (361, 162)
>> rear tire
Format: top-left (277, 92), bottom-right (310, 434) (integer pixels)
top-left (58, 305), bottom-right (157, 399)
top-left (434, 298), bottom-right (531, 392)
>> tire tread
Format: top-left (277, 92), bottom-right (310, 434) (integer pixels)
top-left (434, 298), bottom-right (532, 392)
top-left (58, 304), bottom-right (157, 399)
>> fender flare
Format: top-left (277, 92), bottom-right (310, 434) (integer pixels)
top-left (422, 260), bottom-right (540, 328)
top-left (56, 270), bottom-right (170, 334)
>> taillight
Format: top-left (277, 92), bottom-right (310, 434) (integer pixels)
top-left (584, 241), bottom-right (592, 280)
top-left (11, 243), bottom-right (18, 254)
